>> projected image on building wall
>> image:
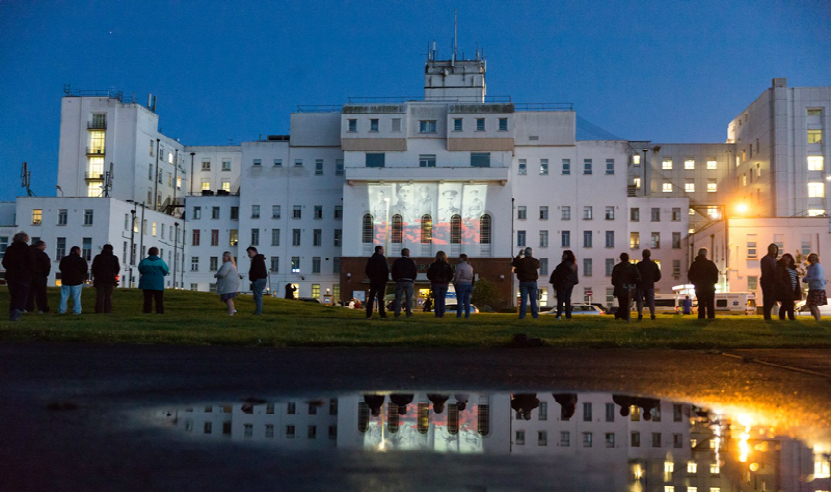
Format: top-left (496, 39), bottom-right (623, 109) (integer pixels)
top-left (367, 183), bottom-right (487, 247)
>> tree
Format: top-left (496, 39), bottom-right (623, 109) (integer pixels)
top-left (472, 277), bottom-right (500, 310)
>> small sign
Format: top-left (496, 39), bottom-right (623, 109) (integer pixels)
top-left (586, 289), bottom-right (593, 296)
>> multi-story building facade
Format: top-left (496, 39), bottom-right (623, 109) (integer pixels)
top-left (1, 56), bottom-right (828, 307)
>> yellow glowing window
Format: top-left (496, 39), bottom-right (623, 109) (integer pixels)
top-left (706, 159), bottom-right (717, 169)
top-left (88, 156), bottom-right (104, 177)
top-left (684, 183), bottom-right (695, 193)
top-left (630, 232), bottom-right (640, 249)
top-left (707, 181), bottom-right (717, 192)
top-left (808, 129), bottom-right (822, 144)
top-left (808, 182), bottom-right (825, 198)
top-left (201, 179), bottom-right (211, 191)
top-left (687, 461), bottom-right (697, 473)
top-left (633, 154), bottom-right (641, 165)
top-left (221, 180), bottom-right (231, 192)
top-left (664, 461), bottom-right (675, 473)
top-left (633, 177), bottom-right (642, 189)
top-left (662, 182), bottom-right (672, 193)
top-left (808, 209), bottom-right (826, 216)
top-left (662, 159), bottom-right (672, 170)
top-left (88, 130), bottom-right (105, 153)
top-left (709, 463), bottom-right (720, 474)
top-left (808, 156), bottom-right (824, 171)
top-left (152, 222), bottom-right (157, 236)
top-left (684, 159), bottom-right (695, 169)
top-left (229, 229), bottom-right (238, 246)
top-left (87, 182), bottom-right (101, 197)
top-left (32, 209), bottom-right (42, 225)
top-left (816, 459), bottom-right (831, 478)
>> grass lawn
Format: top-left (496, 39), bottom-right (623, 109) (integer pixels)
top-left (1, 287), bottom-right (830, 348)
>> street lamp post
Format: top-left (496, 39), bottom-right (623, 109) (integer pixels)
top-left (384, 197), bottom-right (390, 254)
top-left (128, 204), bottom-right (136, 287)
top-left (173, 222), bottom-right (179, 289)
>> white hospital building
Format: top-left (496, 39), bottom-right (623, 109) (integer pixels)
top-left (1, 50), bottom-right (829, 308)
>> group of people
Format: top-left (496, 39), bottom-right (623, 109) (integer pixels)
top-left (759, 243), bottom-right (827, 321)
top-left (364, 246), bottom-right (476, 319)
top-left (2, 231), bottom-right (171, 320)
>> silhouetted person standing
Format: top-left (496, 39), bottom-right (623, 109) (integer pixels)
top-left (58, 246), bottom-right (88, 315)
top-left (612, 252), bottom-right (640, 322)
top-left (246, 246), bottom-right (268, 315)
top-left (759, 243), bottom-right (779, 320)
top-left (284, 282), bottom-right (296, 299)
top-left (391, 248), bottom-right (417, 318)
top-left (688, 247), bottom-right (719, 319)
top-left (774, 253), bottom-right (801, 321)
top-left (635, 249), bottom-right (661, 320)
top-left (3, 232), bottom-right (33, 321)
top-left (550, 250), bottom-right (578, 319)
top-left (512, 247), bottom-right (541, 319)
top-left (365, 245), bottom-right (389, 319)
top-left (26, 240), bottom-right (51, 314)
top-left (91, 244), bottom-right (120, 313)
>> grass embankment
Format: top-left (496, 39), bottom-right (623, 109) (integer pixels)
top-left (1, 287), bottom-right (830, 348)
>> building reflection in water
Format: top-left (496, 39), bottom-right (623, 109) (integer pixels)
top-left (154, 391), bottom-right (831, 491)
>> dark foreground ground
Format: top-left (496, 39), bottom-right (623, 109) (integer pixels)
top-left (1, 343), bottom-right (829, 491)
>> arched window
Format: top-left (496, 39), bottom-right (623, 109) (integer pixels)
top-left (362, 214), bottom-right (374, 243)
top-left (480, 214), bottom-right (492, 244)
top-left (450, 214), bottom-right (462, 244)
top-left (417, 402), bottom-right (429, 435)
top-left (447, 403), bottom-right (459, 436)
top-left (387, 403), bottom-right (399, 434)
top-left (391, 214), bottom-right (403, 243)
top-left (421, 214), bottom-right (432, 244)
top-left (477, 404), bottom-right (490, 436)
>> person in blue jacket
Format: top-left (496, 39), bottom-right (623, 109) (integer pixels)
top-left (138, 247), bottom-right (169, 314)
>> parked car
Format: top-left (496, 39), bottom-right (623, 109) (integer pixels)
top-left (795, 300), bottom-right (831, 317)
top-left (545, 304), bottom-right (605, 316)
top-left (446, 304), bottom-right (480, 314)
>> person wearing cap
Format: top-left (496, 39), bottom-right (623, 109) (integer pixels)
top-left (465, 189), bottom-right (484, 218)
top-left (452, 254), bottom-right (474, 318)
top-left (91, 243), bottom-right (120, 313)
top-left (438, 189), bottom-right (460, 222)
top-left (512, 247), bottom-right (541, 319)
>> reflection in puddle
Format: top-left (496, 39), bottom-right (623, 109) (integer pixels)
top-left (153, 391), bottom-right (831, 490)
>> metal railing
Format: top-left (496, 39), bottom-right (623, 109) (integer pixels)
top-left (348, 95), bottom-right (511, 103)
top-left (85, 147), bottom-right (105, 155)
top-left (296, 105), bottom-right (342, 113)
top-left (87, 121), bottom-right (107, 130)
top-left (514, 102), bottom-right (573, 111)
top-left (63, 87), bottom-right (123, 101)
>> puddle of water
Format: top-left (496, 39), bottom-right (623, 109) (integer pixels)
top-left (150, 391), bottom-right (831, 491)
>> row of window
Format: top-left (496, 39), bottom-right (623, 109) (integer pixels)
top-left (200, 159), bottom-right (233, 172)
top-left (186, 421), bottom-right (337, 440)
top-left (347, 117), bottom-right (509, 134)
top-left (191, 205), bottom-right (344, 221)
top-left (518, 230), bottom-right (682, 251)
top-left (652, 158), bottom-right (719, 170)
top-left (519, 206), bottom-right (684, 222)
top-left (517, 158), bottom-right (615, 176)
top-left (192, 228), bottom-right (342, 248)
top-left (32, 209), bottom-right (93, 226)
top-left (190, 255), bottom-right (339, 275)
top-left (514, 430), bottom-right (689, 450)
top-left (367, 152), bottom-right (493, 168)
top-left (361, 214), bottom-right (492, 245)
top-left (249, 158), bottom-right (345, 176)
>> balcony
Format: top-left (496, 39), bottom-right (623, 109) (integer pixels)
top-left (87, 121), bottom-right (107, 130)
top-left (85, 172), bottom-right (104, 180)
top-left (86, 147), bottom-right (105, 156)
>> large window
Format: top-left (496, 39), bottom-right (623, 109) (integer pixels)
top-left (32, 209), bottom-right (42, 225)
top-left (392, 215), bottom-right (403, 243)
top-left (480, 215), bottom-right (491, 244)
top-left (808, 182), bottom-right (825, 198)
top-left (808, 156), bottom-right (824, 171)
top-left (366, 153), bottom-right (385, 168)
top-left (471, 153), bottom-right (490, 168)
top-left (419, 154), bottom-right (436, 167)
top-left (419, 120), bottom-right (437, 133)
top-left (561, 231), bottom-right (570, 248)
top-left (450, 215), bottom-right (462, 244)
top-left (362, 214), bottom-right (374, 243)
top-left (421, 215), bottom-right (432, 243)
top-left (630, 232), bottom-right (640, 249)
top-left (808, 129), bottom-right (822, 144)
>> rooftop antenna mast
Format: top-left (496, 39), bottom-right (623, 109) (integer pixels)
top-left (21, 162), bottom-right (34, 197)
top-left (103, 161), bottom-right (114, 198)
top-left (452, 9), bottom-right (458, 66)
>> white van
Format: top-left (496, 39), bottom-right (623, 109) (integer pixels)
top-left (713, 292), bottom-right (756, 315)
top-left (653, 294), bottom-right (682, 314)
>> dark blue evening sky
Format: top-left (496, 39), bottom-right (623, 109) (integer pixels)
top-left (1, 0), bottom-right (829, 200)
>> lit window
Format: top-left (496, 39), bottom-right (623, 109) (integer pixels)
top-left (684, 159), bottom-right (695, 169)
top-left (808, 109), bottom-right (822, 116)
top-left (808, 209), bottom-right (826, 216)
top-left (632, 154), bottom-right (641, 165)
top-left (662, 159), bottom-right (672, 170)
top-left (687, 461), bottom-right (697, 474)
top-left (706, 159), bottom-right (717, 169)
top-left (221, 179), bottom-right (230, 192)
top-left (633, 177), bottom-right (641, 188)
top-left (808, 182), bottom-right (825, 198)
top-left (808, 129), bottom-right (822, 144)
top-left (707, 180), bottom-right (717, 192)
top-left (630, 232), bottom-right (640, 249)
top-left (201, 179), bottom-right (211, 191)
top-left (32, 209), bottom-right (42, 225)
top-left (808, 155), bottom-right (824, 171)
top-left (709, 463), bottom-right (720, 475)
top-left (662, 182), bottom-right (672, 193)
top-left (684, 182), bottom-right (695, 193)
